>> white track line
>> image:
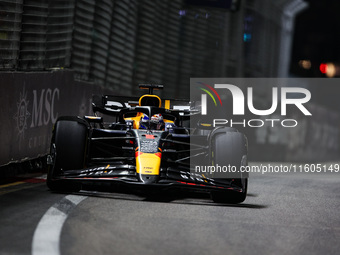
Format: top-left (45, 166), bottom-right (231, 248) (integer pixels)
top-left (32, 195), bottom-right (87, 255)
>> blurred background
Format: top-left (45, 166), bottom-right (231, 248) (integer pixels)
top-left (291, 0), bottom-right (340, 78)
top-left (0, 0), bottom-right (317, 98)
top-left (1, 0), bottom-right (340, 167)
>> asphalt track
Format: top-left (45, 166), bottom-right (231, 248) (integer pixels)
top-left (0, 164), bottom-right (340, 255)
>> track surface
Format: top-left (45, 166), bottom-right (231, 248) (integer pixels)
top-left (0, 167), bottom-right (340, 255)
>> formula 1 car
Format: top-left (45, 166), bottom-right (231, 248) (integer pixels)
top-left (47, 84), bottom-right (248, 203)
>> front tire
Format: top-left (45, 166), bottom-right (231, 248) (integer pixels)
top-left (210, 129), bottom-right (248, 204)
top-left (47, 117), bottom-right (88, 192)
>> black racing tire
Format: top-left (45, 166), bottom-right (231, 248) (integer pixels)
top-left (211, 179), bottom-right (248, 204)
top-left (47, 117), bottom-right (88, 192)
top-left (210, 129), bottom-right (248, 204)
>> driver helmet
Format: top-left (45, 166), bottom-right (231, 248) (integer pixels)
top-left (139, 113), bottom-right (165, 130)
top-left (139, 114), bottom-right (150, 129)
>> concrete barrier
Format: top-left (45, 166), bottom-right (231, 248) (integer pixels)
top-left (0, 70), bottom-right (108, 166)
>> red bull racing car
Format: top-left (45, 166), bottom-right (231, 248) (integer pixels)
top-left (47, 84), bottom-right (248, 203)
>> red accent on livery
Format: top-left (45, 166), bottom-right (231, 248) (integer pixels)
top-left (135, 151), bottom-right (143, 157)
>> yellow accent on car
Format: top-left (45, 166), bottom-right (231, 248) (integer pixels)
top-left (139, 94), bottom-right (162, 107)
top-left (85, 116), bottom-right (101, 120)
top-left (163, 119), bottom-right (174, 124)
top-left (164, 100), bottom-right (170, 109)
top-left (124, 112), bottom-right (144, 129)
top-left (136, 152), bottom-right (161, 175)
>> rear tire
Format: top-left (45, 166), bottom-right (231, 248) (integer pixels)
top-left (47, 117), bottom-right (88, 192)
top-left (210, 129), bottom-right (248, 204)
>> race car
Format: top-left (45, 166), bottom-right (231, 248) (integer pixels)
top-left (47, 84), bottom-right (248, 203)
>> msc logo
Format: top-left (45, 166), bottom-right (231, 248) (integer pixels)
top-left (13, 87), bottom-right (30, 141)
top-left (199, 84), bottom-right (312, 116)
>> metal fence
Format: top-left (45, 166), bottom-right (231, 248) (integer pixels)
top-left (0, 0), bottom-right (243, 98)
top-left (0, 0), bottom-right (22, 69)
top-left (0, 0), bottom-right (74, 69)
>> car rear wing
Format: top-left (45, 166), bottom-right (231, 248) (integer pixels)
top-left (91, 94), bottom-right (198, 119)
top-left (92, 95), bottom-right (139, 115)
